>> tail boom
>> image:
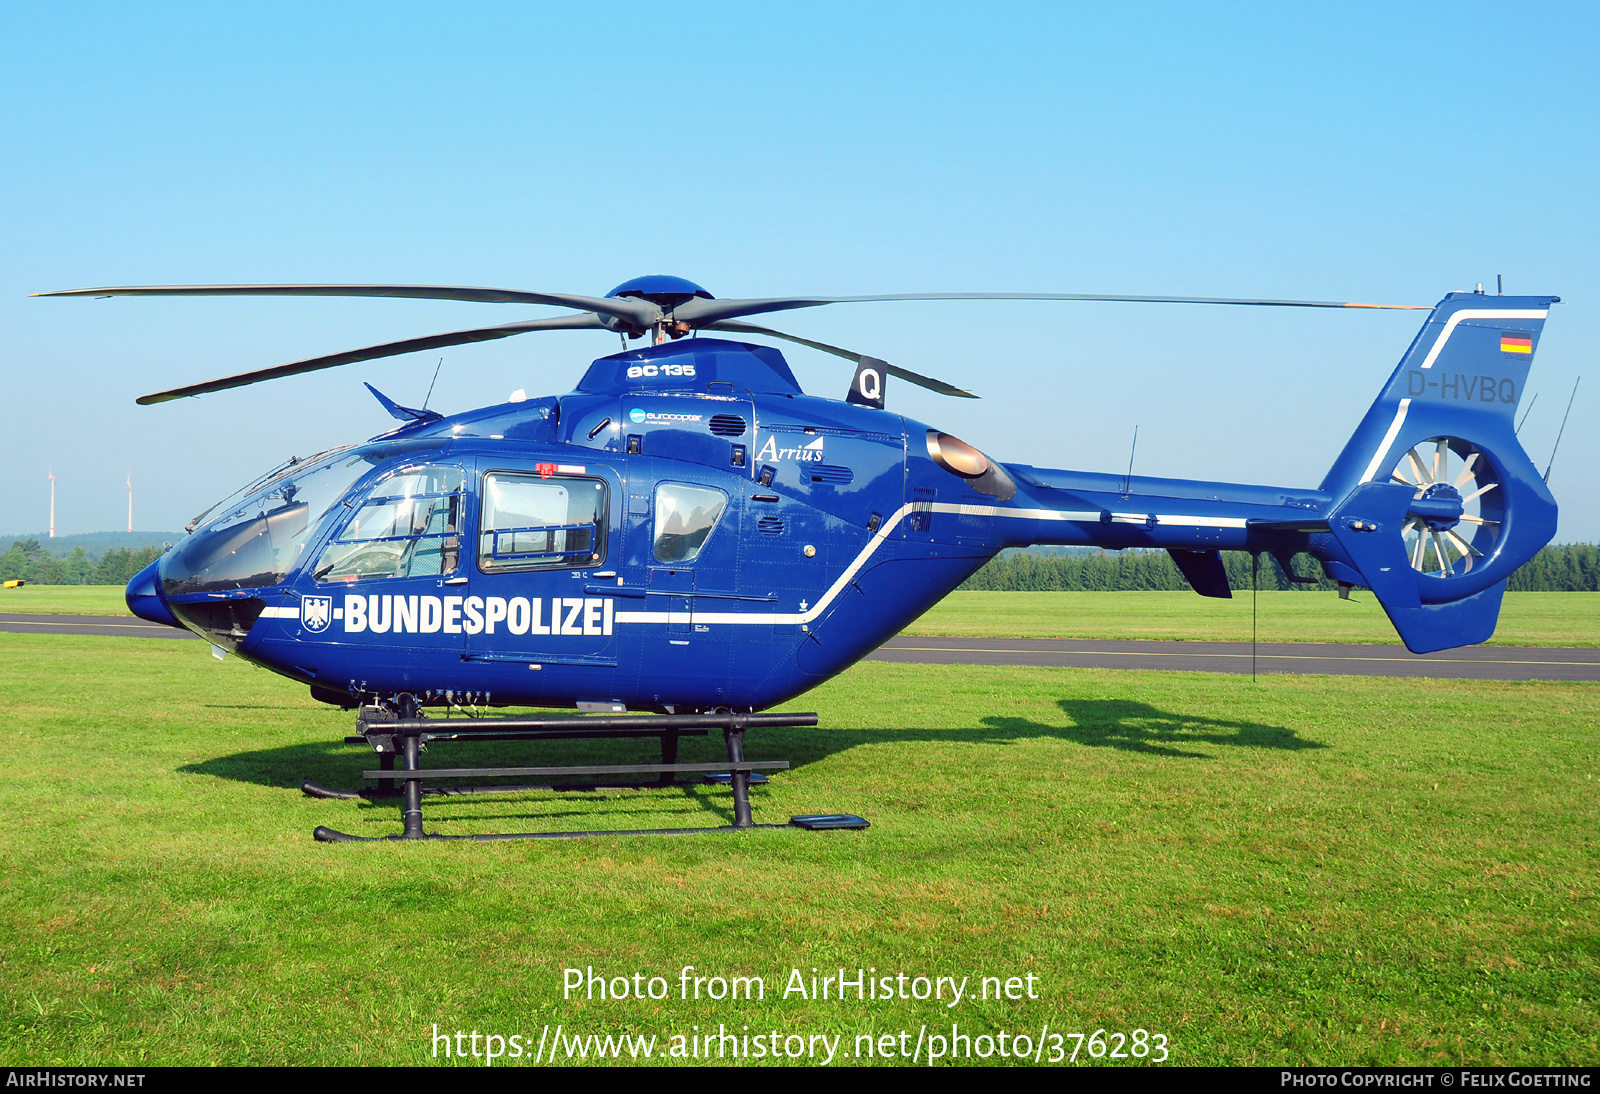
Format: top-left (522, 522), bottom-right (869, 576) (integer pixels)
top-left (964, 292), bottom-right (1560, 654)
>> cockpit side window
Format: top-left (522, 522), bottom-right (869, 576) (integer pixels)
top-left (478, 472), bottom-right (608, 573)
top-left (653, 483), bottom-right (727, 563)
top-left (315, 465), bottom-right (465, 583)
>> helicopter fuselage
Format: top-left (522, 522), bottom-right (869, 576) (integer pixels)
top-left (142, 336), bottom-right (1410, 711)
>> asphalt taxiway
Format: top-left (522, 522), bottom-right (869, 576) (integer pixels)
top-left (3, 613), bottom-right (1596, 681)
top-left (0, 612), bottom-right (200, 640)
top-left (868, 635), bottom-right (1600, 682)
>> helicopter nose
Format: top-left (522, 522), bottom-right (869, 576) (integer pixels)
top-left (125, 559), bottom-right (184, 629)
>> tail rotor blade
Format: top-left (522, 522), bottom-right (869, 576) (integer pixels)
top-left (1444, 527), bottom-right (1482, 560)
top-left (1431, 531), bottom-right (1450, 574)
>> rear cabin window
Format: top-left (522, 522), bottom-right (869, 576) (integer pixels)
top-left (479, 472), bottom-right (608, 573)
top-left (315, 465), bottom-right (464, 582)
top-left (653, 483), bottom-right (727, 563)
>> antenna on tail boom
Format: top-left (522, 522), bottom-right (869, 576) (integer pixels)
top-left (1543, 377), bottom-right (1581, 484)
top-left (1516, 392), bottom-right (1539, 435)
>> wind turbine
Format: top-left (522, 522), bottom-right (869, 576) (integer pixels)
top-left (48, 466), bottom-right (56, 539)
top-left (127, 472), bottom-right (133, 534)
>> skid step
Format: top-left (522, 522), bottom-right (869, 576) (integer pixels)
top-left (790, 813), bottom-right (870, 830)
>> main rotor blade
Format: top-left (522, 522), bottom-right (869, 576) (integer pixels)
top-left (677, 291), bottom-right (1431, 326)
top-left (36, 284), bottom-right (658, 328)
top-left (135, 313), bottom-right (607, 405)
top-left (705, 320), bottom-right (978, 399)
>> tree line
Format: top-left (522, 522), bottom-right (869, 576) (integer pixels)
top-left (5, 535), bottom-right (1596, 592)
top-left (960, 543), bottom-right (1600, 593)
top-left (0, 539), bottom-right (165, 587)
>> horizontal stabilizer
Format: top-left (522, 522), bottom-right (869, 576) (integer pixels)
top-left (1168, 549), bottom-right (1231, 599)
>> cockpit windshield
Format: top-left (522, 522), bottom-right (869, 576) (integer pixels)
top-left (161, 447), bottom-right (380, 595)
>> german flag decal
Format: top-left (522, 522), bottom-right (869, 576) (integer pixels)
top-left (1501, 331), bottom-right (1534, 354)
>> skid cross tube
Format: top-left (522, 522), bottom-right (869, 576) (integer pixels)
top-left (310, 709), bottom-right (822, 842)
top-left (319, 727), bottom-right (714, 795)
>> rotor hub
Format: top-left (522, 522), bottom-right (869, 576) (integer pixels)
top-left (603, 276), bottom-right (715, 342)
top-left (1408, 482), bottom-right (1464, 532)
top-left (606, 275), bottom-right (713, 312)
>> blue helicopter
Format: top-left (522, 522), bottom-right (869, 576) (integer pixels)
top-left (39, 276), bottom-right (1560, 839)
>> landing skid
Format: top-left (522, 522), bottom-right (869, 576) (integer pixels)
top-left (305, 704), bottom-right (867, 841)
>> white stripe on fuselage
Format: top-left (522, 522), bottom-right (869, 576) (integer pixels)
top-left (616, 501), bottom-right (1246, 627)
top-left (270, 502), bottom-right (1254, 632)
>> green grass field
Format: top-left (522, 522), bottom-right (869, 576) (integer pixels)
top-left (907, 591), bottom-right (1600, 647)
top-left (9, 585), bottom-right (1600, 648)
top-left (0, 586), bottom-right (136, 615)
top-left (1, 632), bottom-right (1595, 1066)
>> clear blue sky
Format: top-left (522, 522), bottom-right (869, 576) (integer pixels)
top-left (4, 2), bottom-right (1596, 540)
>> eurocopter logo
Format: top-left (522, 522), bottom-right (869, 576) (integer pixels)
top-left (628, 407), bottom-right (703, 425)
top-left (756, 435), bottom-right (826, 462)
top-left (301, 595), bottom-right (333, 633)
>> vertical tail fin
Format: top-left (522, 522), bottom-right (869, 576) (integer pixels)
top-left (1313, 292), bottom-right (1559, 652)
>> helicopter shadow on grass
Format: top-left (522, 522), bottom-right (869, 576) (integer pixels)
top-left (179, 696), bottom-right (1323, 828)
top-left (761, 697), bottom-right (1326, 766)
top-left (1008, 698), bottom-right (1323, 759)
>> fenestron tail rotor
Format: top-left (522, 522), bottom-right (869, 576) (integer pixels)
top-left (1389, 437), bottom-right (1502, 578)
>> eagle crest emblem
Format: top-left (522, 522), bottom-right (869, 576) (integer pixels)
top-left (301, 595), bottom-right (333, 633)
